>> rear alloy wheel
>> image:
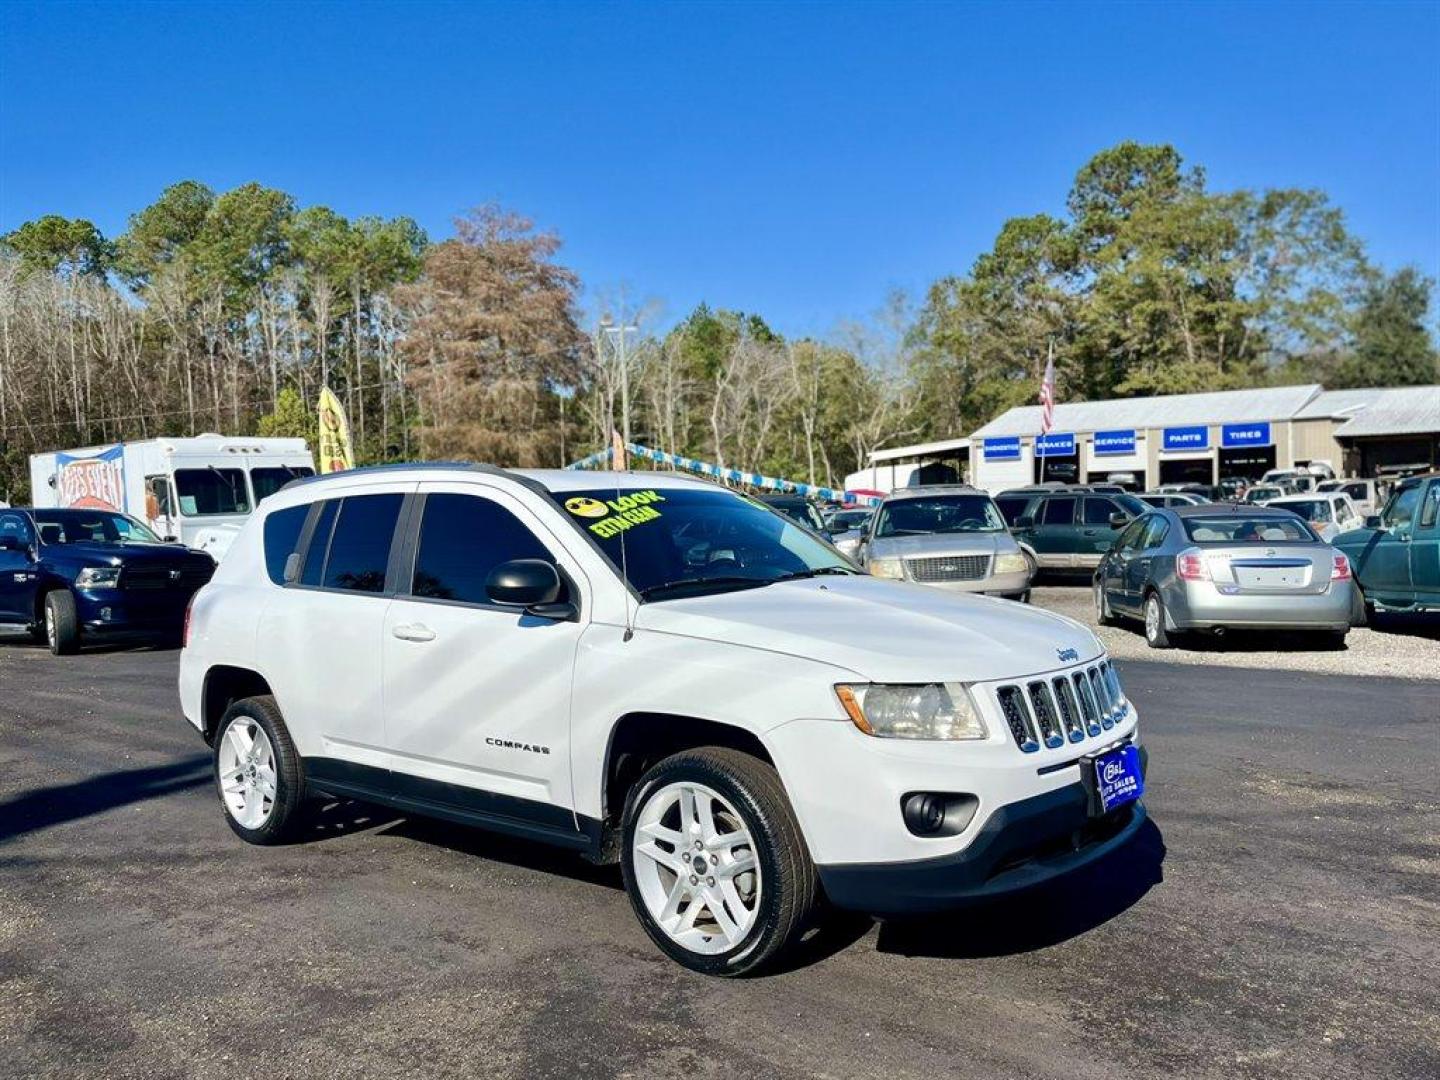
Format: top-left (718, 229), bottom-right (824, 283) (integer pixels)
top-left (44, 591), bottom-right (80, 655)
top-left (622, 748), bottom-right (816, 976)
top-left (215, 696), bottom-right (305, 844)
top-left (1143, 592), bottom-right (1172, 649)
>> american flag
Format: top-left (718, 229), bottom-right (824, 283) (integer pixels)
top-left (1039, 345), bottom-right (1056, 435)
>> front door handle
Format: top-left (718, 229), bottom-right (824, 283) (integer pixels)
top-left (392, 623), bottom-right (436, 643)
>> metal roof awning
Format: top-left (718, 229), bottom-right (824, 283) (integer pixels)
top-left (868, 437), bottom-right (971, 464)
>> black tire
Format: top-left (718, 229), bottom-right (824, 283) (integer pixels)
top-left (1349, 584), bottom-right (1369, 628)
top-left (44, 590), bottom-right (80, 655)
top-left (1323, 629), bottom-right (1349, 650)
top-left (1094, 580), bottom-right (1118, 626)
top-left (1143, 591), bottom-right (1172, 649)
top-left (214, 695), bottom-right (306, 845)
top-left (620, 747), bottom-right (817, 977)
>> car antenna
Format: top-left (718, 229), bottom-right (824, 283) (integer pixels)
top-left (614, 432), bottom-right (635, 642)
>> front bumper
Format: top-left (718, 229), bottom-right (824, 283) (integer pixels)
top-left (74, 589), bottom-right (192, 636)
top-left (1170, 580), bottom-right (1353, 631)
top-left (818, 779), bottom-right (1148, 914)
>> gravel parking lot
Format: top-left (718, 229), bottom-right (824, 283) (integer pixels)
top-left (1031, 582), bottom-right (1440, 679)
top-left (2, 642), bottom-right (1437, 1079)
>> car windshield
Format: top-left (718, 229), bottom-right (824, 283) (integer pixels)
top-left (1244, 487), bottom-right (1280, 502)
top-left (251, 465), bottom-right (315, 502)
top-left (551, 486), bottom-right (854, 600)
top-left (828, 510), bottom-right (871, 530)
top-left (1274, 500), bottom-right (1331, 523)
top-left (33, 510), bottom-right (160, 544)
top-left (1111, 492), bottom-right (1150, 516)
top-left (174, 468), bottom-right (250, 516)
top-left (1181, 515), bottom-right (1317, 544)
top-left (874, 494), bottom-right (1005, 537)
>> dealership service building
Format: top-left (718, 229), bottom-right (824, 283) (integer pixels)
top-left (967, 383), bottom-right (1440, 492)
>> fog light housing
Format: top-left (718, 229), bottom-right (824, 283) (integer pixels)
top-left (901, 792), bottom-right (979, 837)
top-left (100, 606), bottom-right (113, 621)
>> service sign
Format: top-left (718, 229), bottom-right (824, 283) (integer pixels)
top-left (1221, 422), bottom-right (1272, 448)
top-left (56, 445), bottom-right (126, 512)
top-left (1162, 426), bottom-right (1210, 451)
top-left (983, 436), bottom-right (1021, 461)
top-left (1035, 432), bottom-right (1076, 457)
top-left (1093, 429), bottom-right (1137, 455)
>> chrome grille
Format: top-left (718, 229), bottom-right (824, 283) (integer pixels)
top-left (996, 661), bottom-right (1128, 752)
top-left (1052, 676), bottom-right (1085, 743)
top-left (904, 554), bottom-right (990, 582)
top-left (1026, 681), bottom-right (1065, 749)
top-left (996, 686), bottom-right (1038, 752)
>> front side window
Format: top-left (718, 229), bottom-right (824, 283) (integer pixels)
top-left (550, 486), bottom-right (851, 601)
top-left (0, 511), bottom-right (34, 547)
top-left (1182, 516), bottom-right (1317, 544)
top-left (251, 466), bottom-right (316, 503)
top-left (32, 510), bottom-right (159, 544)
top-left (874, 494), bottom-right (1004, 537)
top-left (1380, 484), bottom-right (1423, 533)
top-left (1083, 497), bottom-right (1123, 525)
top-left (145, 475), bottom-right (173, 519)
top-left (321, 494), bottom-right (404, 593)
top-left (1419, 485), bottom-right (1439, 530)
top-left (174, 468), bottom-right (250, 516)
top-left (994, 496), bottom-right (1035, 525)
top-left (410, 493), bottom-right (561, 605)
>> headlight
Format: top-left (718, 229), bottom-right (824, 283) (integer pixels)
top-left (835, 683), bottom-right (988, 740)
top-left (76, 567), bottom-right (122, 589)
top-left (868, 557), bottom-right (904, 579)
top-left (994, 551), bottom-right (1029, 575)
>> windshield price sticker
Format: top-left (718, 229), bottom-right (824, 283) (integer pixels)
top-left (567, 490), bottom-right (667, 539)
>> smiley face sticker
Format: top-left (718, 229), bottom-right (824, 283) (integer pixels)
top-left (565, 496), bottom-right (611, 519)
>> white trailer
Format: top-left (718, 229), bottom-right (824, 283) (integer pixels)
top-left (29, 435), bottom-right (315, 561)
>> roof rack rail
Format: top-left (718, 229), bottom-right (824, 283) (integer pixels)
top-left (278, 460), bottom-right (514, 493)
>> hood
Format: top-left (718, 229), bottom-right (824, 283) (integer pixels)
top-left (634, 575), bottom-right (1101, 683)
top-left (868, 531), bottom-right (1016, 559)
top-left (42, 540), bottom-right (203, 567)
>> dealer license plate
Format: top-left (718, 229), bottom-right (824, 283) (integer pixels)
top-left (1094, 745), bottom-right (1144, 814)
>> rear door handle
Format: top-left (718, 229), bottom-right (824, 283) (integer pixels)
top-left (392, 623), bottom-right (436, 643)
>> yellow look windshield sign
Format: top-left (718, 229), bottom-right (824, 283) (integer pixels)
top-left (564, 489), bottom-right (667, 539)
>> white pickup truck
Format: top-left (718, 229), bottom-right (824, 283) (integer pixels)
top-left (179, 465), bottom-right (1148, 975)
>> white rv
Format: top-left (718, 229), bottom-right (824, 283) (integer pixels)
top-left (28, 435), bottom-right (315, 561)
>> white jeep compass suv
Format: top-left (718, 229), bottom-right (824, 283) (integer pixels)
top-left (179, 465), bottom-right (1148, 975)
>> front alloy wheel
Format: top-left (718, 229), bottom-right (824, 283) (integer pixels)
top-left (621, 748), bottom-right (816, 976)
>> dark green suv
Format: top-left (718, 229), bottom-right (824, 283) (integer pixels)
top-left (1333, 473), bottom-right (1440, 618)
top-left (999, 486), bottom-right (1149, 572)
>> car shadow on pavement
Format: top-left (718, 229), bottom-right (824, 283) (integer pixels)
top-left (873, 818), bottom-right (1166, 960)
top-left (1367, 612), bottom-right (1440, 642)
top-left (288, 797), bottom-right (404, 844)
top-left (0, 754), bottom-right (212, 844)
top-left (378, 815), bottom-right (627, 893)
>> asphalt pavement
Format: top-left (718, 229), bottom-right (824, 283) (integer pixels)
top-left (1, 642), bottom-right (1437, 1079)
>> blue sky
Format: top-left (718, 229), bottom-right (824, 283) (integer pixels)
top-left (2, 0), bottom-right (1437, 337)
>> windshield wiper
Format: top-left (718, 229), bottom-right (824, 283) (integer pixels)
top-left (770, 566), bottom-right (856, 582)
top-left (638, 576), bottom-right (773, 601)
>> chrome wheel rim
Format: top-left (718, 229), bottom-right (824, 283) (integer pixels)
top-left (218, 719), bottom-right (278, 830)
top-left (1094, 582), bottom-right (1105, 619)
top-left (45, 605), bottom-right (57, 649)
top-left (1145, 597), bottom-right (1160, 641)
top-left (631, 781), bottom-right (761, 955)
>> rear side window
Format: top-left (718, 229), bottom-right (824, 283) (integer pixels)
top-left (1041, 497), bottom-right (1075, 525)
top-left (1140, 516), bottom-right (1170, 548)
top-left (262, 506), bottom-right (309, 586)
top-left (322, 494), bottom-right (404, 593)
top-left (409, 493), bottom-right (560, 605)
top-left (300, 500), bottom-right (340, 586)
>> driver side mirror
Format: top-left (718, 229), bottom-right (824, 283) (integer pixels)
top-left (486, 559), bottom-right (576, 621)
top-left (1109, 512), bottom-right (1128, 529)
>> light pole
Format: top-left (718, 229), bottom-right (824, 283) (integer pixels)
top-left (599, 313), bottom-right (639, 447)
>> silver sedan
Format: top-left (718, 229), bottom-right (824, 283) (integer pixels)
top-left (1093, 505), bottom-right (1355, 648)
